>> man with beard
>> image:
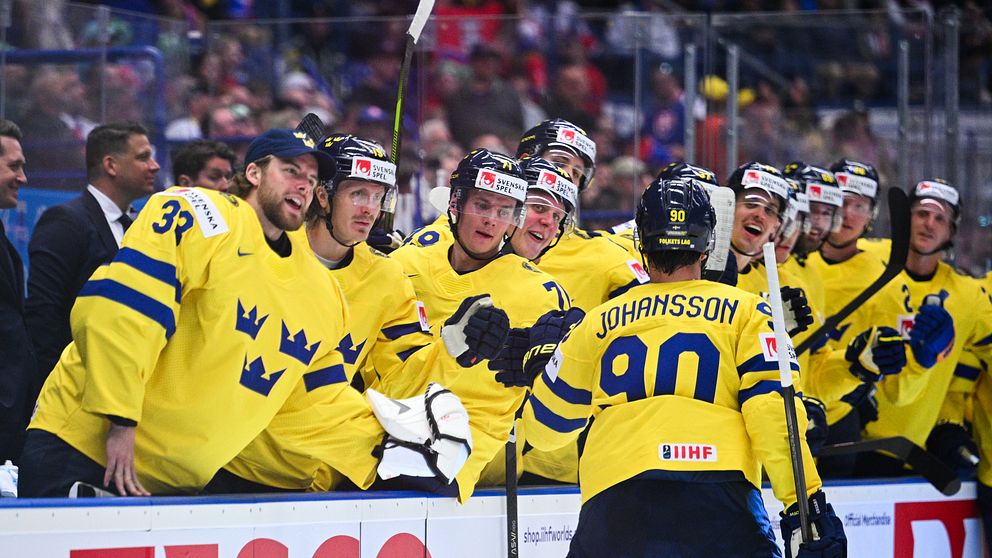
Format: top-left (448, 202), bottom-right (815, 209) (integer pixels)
top-left (19, 129), bottom-right (473, 497)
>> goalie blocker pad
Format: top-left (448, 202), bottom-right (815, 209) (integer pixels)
top-left (367, 383), bottom-right (473, 484)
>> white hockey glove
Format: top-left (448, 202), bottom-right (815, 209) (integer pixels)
top-left (367, 383), bottom-right (473, 484)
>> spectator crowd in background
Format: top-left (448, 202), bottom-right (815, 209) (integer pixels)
top-left (1, 0), bottom-right (990, 271)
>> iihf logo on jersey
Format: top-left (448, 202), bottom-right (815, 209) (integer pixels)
top-left (659, 443), bottom-right (717, 462)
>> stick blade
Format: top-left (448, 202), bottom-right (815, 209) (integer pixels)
top-left (294, 112), bottom-right (326, 146)
top-left (705, 186), bottom-right (735, 273)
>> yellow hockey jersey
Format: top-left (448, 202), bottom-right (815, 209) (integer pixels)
top-left (389, 240), bottom-right (567, 501)
top-left (29, 187), bottom-right (382, 493)
top-left (805, 249), bottom-right (887, 350)
top-left (224, 242), bottom-right (435, 490)
top-left (850, 262), bottom-right (992, 447)
top-left (523, 280), bottom-right (821, 506)
top-left (735, 260), bottom-right (859, 424)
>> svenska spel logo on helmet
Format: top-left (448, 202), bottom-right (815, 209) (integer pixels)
top-left (835, 172), bottom-right (878, 198)
top-left (474, 168), bottom-right (528, 201)
top-left (554, 127), bottom-right (596, 159)
top-left (741, 169), bottom-right (788, 199)
top-left (540, 171), bottom-right (556, 185)
top-left (350, 157), bottom-right (396, 185)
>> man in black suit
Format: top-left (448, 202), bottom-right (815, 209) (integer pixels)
top-left (0, 119), bottom-right (36, 463)
top-left (26, 122), bottom-right (160, 381)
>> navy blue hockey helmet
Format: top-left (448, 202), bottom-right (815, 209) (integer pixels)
top-left (449, 148), bottom-right (528, 227)
top-left (636, 177), bottom-right (715, 255)
top-left (658, 161), bottom-right (720, 193)
top-left (318, 133), bottom-right (398, 213)
top-left (726, 161), bottom-right (790, 218)
top-left (830, 159), bottom-right (880, 204)
top-left (782, 161), bottom-right (843, 232)
top-left (516, 118), bottom-right (597, 191)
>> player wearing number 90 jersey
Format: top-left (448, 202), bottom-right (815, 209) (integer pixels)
top-left (524, 176), bottom-right (831, 557)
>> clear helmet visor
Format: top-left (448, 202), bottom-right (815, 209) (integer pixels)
top-left (456, 188), bottom-right (527, 228)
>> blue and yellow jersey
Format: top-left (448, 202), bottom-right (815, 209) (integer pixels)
top-left (389, 240), bottom-right (567, 501)
top-left (536, 228), bottom-right (648, 313)
top-left (30, 187), bottom-right (380, 493)
top-left (735, 260), bottom-right (858, 424)
top-left (224, 242), bottom-right (434, 491)
top-left (523, 280), bottom-right (820, 506)
top-left (805, 249), bottom-right (887, 350)
top-left (404, 215), bottom-right (453, 248)
top-left (849, 262), bottom-right (992, 447)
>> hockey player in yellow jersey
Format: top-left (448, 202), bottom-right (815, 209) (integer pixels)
top-left (847, 180), bottom-right (992, 477)
top-left (20, 129), bottom-right (473, 497)
top-left (389, 148), bottom-right (567, 501)
top-left (779, 161), bottom-right (844, 314)
top-left (213, 134), bottom-right (476, 493)
top-left (810, 160), bottom-right (887, 350)
top-left (524, 176), bottom-right (846, 558)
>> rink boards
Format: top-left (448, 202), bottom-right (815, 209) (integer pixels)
top-left (0, 478), bottom-right (984, 557)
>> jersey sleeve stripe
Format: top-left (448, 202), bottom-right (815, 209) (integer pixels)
top-left (974, 332), bottom-right (992, 347)
top-left (954, 363), bottom-right (981, 380)
top-left (542, 371), bottom-right (593, 405)
top-left (738, 379), bottom-right (783, 406)
top-left (115, 247), bottom-right (182, 303)
top-left (78, 278), bottom-right (176, 338)
top-left (382, 322), bottom-right (425, 340)
top-left (737, 354), bottom-right (800, 377)
top-left (608, 278), bottom-right (642, 300)
top-left (530, 394), bottom-right (588, 433)
top-left (397, 344), bottom-right (428, 362)
top-left (303, 363), bottom-right (347, 392)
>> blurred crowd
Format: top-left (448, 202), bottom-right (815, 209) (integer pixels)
top-left (1, 0), bottom-right (990, 266)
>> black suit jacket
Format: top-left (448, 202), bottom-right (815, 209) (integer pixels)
top-left (26, 189), bottom-right (119, 381)
top-left (0, 220), bottom-right (37, 460)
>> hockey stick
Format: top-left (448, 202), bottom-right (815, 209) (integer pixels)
top-left (380, 0), bottom-right (435, 232)
top-left (506, 411), bottom-right (520, 558)
top-left (763, 241), bottom-right (813, 544)
top-left (795, 187), bottom-right (910, 355)
top-left (294, 112), bottom-right (325, 146)
top-left (817, 436), bottom-right (961, 496)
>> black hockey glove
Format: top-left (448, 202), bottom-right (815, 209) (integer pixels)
top-left (909, 303), bottom-right (955, 368)
top-left (845, 326), bottom-right (906, 382)
top-left (926, 422), bottom-right (979, 471)
top-left (488, 328), bottom-right (529, 382)
top-left (802, 395), bottom-right (828, 456)
top-left (780, 490), bottom-right (847, 558)
top-left (366, 228), bottom-right (406, 254)
top-left (493, 308), bottom-right (585, 388)
top-left (781, 286), bottom-right (813, 337)
top-left (441, 294), bottom-right (510, 368)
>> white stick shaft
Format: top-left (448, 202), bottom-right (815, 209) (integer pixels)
top-left (762, 242), bottom-right (794, 387)
top-left (407, 0), bottom-right (435, 42)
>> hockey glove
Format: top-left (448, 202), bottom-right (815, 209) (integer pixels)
top-left (488, 328), bottom-right (529, 384)
top-left (845, 326), bottom-right (907, 382)
top-left (802, 396), bottom-right (828, 456)
top-left (496, 308), bottom-right (585, 388)
top-left (366, 228), bottom-right (406, 254)
top-left (780, 490), bottom-right (847, 558)
top-left (367, 383), bottom-right (473, 484)
top-left (764, 286), bottom-right (813, 337)
top-left (909, 303), bottom-right (955, 368)
top-left (926, 422), bottom-right (980, 471)
top-left (441, 295), bottom-right (510, 368)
